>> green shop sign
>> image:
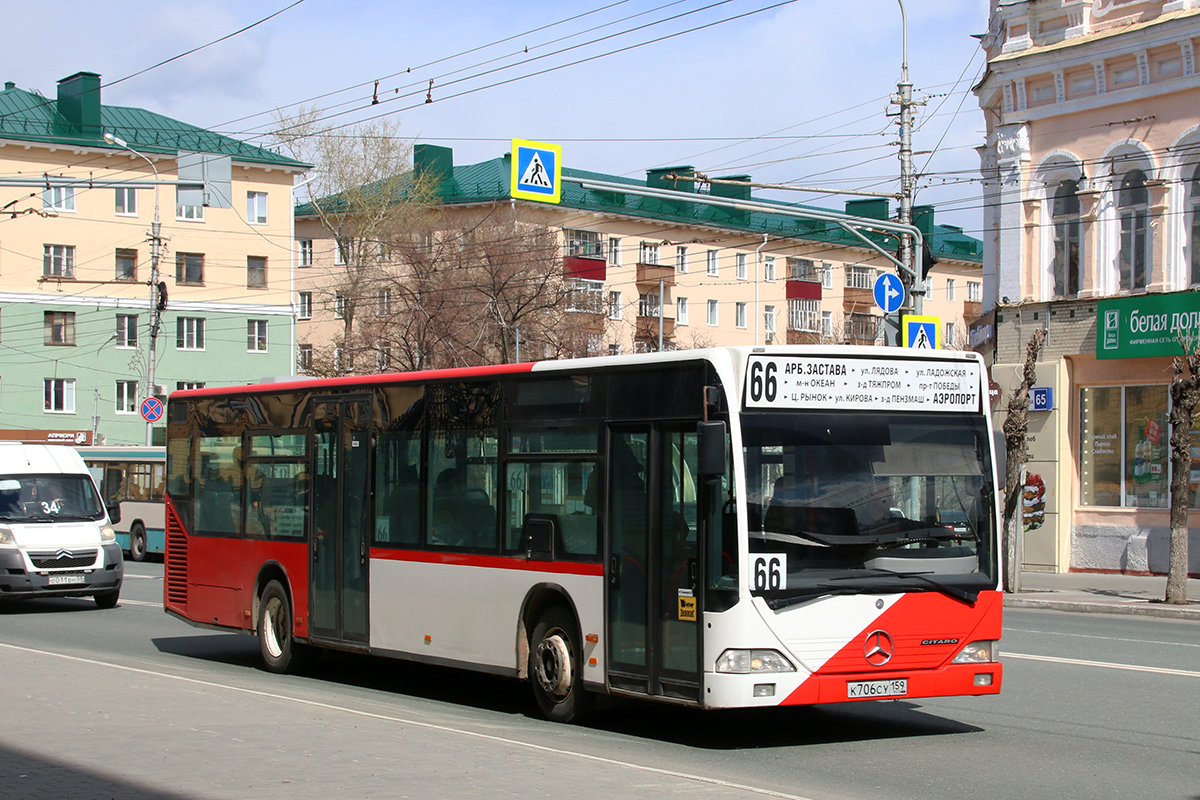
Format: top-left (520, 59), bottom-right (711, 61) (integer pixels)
top-left (1097, 292), bottom-right (1200, 359)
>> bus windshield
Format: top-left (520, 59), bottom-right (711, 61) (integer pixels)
top-left (743, 411), bottom-right (996, 602)
top-left (0, 474), bottom-right (105, 521)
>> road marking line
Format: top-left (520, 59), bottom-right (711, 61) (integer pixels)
top-left (123, 573), bottom-right (161, 580)
top-left (0, 642), bottom-right (816, 800)
top-left (1004, 627), bottom-right (1200, 649)
top-left (1005, 651), bottom-right (1200, 678)
top-left (117, 599), bottom-right (160, 608)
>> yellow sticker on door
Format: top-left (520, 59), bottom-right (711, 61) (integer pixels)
top-left (678, 594), bottom-right (697, 622)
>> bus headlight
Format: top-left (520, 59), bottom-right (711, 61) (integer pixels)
top-left (715, 649), bottom-right (796, 673)
top-left (0, 525), bottom-right (14, 546)
top-left (951, 640), bottom-right (999, 664)
top-left (100, 525), bottom-right (116, 542)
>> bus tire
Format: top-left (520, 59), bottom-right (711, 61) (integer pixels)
top-left (94, 587), bottom-right (120, 609)
top-left (258, 580), bottom-right (307, 674)
top-left (529, 606), bottom-right (592, 723)
top-left (129, 523), bottom-right (147, 562)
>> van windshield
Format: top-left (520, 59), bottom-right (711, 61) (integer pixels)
top-left (0, 474), bottom-right (105, 521)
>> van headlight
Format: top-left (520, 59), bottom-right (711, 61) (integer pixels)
top-left (951, 640), bottom-right (999, 664)
top-left (715, 649), bottom-right (796, 673)
top-left (100, 525), bottom-right (116, 542)
top-left (0, 525), bottom-right (14, 545)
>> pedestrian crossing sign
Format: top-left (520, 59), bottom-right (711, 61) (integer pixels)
top-left (511, 139), bottom-right (562, 203)
top-left (903, 314), bottom-right (940, 350)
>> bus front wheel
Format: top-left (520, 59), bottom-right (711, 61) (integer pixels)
top-left (128, 523), bottom-right (147, 562)
top-left (529, 607), bottom-right (592, 723)
top-left (258, 580), bottom-right (307, 673)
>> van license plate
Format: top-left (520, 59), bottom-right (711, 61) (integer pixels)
top-left (846, 678), bottom-right (907, 698)
top-left (47, 575), bottom-right (82, 586)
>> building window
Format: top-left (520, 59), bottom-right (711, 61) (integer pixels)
top-left (43, 186), bottom-right (75, 212)
top-left (176, 381), bottom-right (206, 390)
top-left (1052, 179), bottom-right (1082, 297)
top-left (247, 191), bottom-right (268, 224)
top-left (335, 292), bottom-right (348, 319)
top-left (333, 345), bottom-right (348, 373)
top-left (115, 248), bottom-right (138, 282)
top-left (821, 310), bottom-right (832, 337)
top-left (735, 301), bottom-right (747, 329)
top-left (44, 378), bottom-right (75, 413)
top-left (764, 304), bottom-right (776, 340)
top-left (707, 299), bottom-right (719, 326)
top-left (298, 292), bottom-right (313, 320)
top-left (736, 253), bottom-right (747, 280)
top-left (376, 346), bottom-right (391, 371)
top-left (176, 188), bottom-right (204, 221)
top-left (43, 244), bottom-right (75, 278)
top-left (115, 187), bottom-right (137, 216)
top-left (1190, 165), bottom-right (1200, 285)
top-left (248, 320), bottom-right (268, 352)
top-left (845, 312), bottom-right (879, 342)
top-left (334, 238), bottom-right (350, 265)
top-left (115, 380), bottom-right (139, 414)
top-left (788, 299), bottom-right (819, 332)
top-left (788, 257), bottom-right (818, 282)
top-left (1080, 385), bottom-right (1171, 508)
top-left (638, 293), bottom-right (661, 317)
top-left (706, 250), bottom-right (718, 276)
top-left (247, 256), bottom-right (267, 288)
top-left (177, 317), bottom-right (205, 350)
top-left (44, 311), bottom-right (76, 345)
top-left (176, 252), bottom-right (204, 285)
top-left (564, 229), bottom-right (604, 258)
top-left (607, 290), bottom-right (622, 320)
top-left (116, 314), bottom-right (138, 348)
top-left (677, 245), bottom-right (688, 273)
top-left (297, 344), bottom-right (313, 373)
top-left (846, 265), bottom-right (873, 289)
top-left (967, 281), bottom-right (982, 302)
top-left (946, 278), bottom-right (956, 302)
top-left (639, 242), bottom-right (660, 265)
top-left (822, 262), bottom-right (833, 288)
top-left (299, 239), bottom-right (313, 267)
top-left (608, 237), bottom-right (622, 266)
top-left (944, 321), bottom-right (957, 348)
top-left (677, 296), bottom-right (689, 325)
top-left (1118, 169), bottom-right (1149, 291)
top-left (764, 256), bottom-right (776, 282)
top-left (567, 279), bottom-right (603, 314)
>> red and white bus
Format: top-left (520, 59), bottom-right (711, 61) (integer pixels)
top-left (163, 346), bottom-right (1003, 721)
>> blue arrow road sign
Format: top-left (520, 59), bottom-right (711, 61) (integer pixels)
top-left (873, 273), bottom-right (905, 314)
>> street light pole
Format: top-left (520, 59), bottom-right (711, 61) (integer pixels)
top-left (104, 133), bottom-right (162, 445)
top-left (894, 0), bottom-right (921, 316)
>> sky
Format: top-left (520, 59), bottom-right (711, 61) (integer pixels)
top-left (7, 0), bottom-right (992, 235)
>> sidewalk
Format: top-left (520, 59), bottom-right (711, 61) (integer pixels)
top-left (1005, 570), bottom-right (1200, 620)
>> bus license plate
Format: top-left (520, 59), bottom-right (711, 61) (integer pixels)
top-left (47, 575), bottom-right (81, 586)
top-left (847, 678), bottom-right (907, 699)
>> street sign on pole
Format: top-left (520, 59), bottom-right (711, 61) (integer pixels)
top-left (902, 314), bottom-right (939, 349)
top-left (873, 273), bottom-right (905, 315)
top-left (140, 397), bottom-right (164, 423)
top-left (510, 139), bottom-right (562, 203)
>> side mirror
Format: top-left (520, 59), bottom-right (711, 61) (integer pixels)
top-left (697, 421), bottom-right (727, 477)
top-left (106, 502), bottom-right (122, 525)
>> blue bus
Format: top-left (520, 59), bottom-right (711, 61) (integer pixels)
top-left (80, 446), bottom-right (166, 561)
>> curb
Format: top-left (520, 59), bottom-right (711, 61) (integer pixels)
top-left (1005, 596), bottom-right (1200, 621)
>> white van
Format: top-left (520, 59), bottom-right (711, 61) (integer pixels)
top-left (0, 443), bottom-right (124, 608)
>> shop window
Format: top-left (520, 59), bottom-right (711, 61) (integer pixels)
top-left (1080, 385), bottom-right (1168, 508)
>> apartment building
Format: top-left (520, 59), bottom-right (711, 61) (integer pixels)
top-left (0, 72), bottom-right (308, 445)
top-left (294, 145), bottom-right (983, 371)
top-left (975, 0), bottom-right (1200, 575)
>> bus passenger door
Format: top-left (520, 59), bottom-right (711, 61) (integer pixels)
top-left (309, 396), bottom-right (371, 647)
top-left (606, 425), bottom-right (702, 702)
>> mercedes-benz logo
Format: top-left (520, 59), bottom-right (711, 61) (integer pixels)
top-left (864, 629), bottom-right (894, 666)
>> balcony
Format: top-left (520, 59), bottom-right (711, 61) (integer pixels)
top-left (635, 315), bottom-right (675, 341)
top-left (636, 261), bottom-right (675, 287)
top-left (563, 255), bottom-right (606, 282)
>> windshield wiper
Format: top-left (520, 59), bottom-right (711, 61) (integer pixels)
top-left (828, 568), bottom-right (979, 605)
top-left (761, 584), bottom-right (876, 610)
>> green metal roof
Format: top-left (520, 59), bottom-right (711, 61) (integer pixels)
top-left (297, 154), bottom-right (982, 263)
top-left (0, 83), bottom-right (309, 169)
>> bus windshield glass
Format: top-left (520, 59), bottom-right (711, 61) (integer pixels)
top-left (0, 475), bottom-right (105, 521)
top-left (743, 411), bottom-right (996, 600)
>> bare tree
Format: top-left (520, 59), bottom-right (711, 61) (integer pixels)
top-left (1001, 327), bottom-right (1048, 593)
top-left (1166, 333), bottom-right (1199, 604)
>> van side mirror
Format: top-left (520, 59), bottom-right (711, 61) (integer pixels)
top-left (697, 421), bottom-right (727, 477)
top-left (106, 502), bottom-right (122, 525)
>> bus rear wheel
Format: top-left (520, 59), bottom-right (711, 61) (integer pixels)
top-left (529, 607), bottom-right (592, 723)
top-left (258, 580), bottom-right (307, 673)
top-left (128, 523), bottom-right (147, 562)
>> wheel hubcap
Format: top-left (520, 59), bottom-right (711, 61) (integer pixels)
top-left (535, 629), bottom-right (573, 700)
top-left (263, 598), bottom-right (286, 659)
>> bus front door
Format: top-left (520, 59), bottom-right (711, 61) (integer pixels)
top-left (309, 396), bottom-right (371, 647)
top-left (607, 425), bottom-right (702, 702)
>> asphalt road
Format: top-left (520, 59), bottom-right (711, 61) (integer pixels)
top-left (2, 562), bottom-right (1197, 800)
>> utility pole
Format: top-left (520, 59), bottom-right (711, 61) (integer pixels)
top-left (893, 0), bottom-right (922, 317)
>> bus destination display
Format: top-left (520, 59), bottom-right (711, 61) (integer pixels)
top-left (744, 355), bottom-right (981, 411)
